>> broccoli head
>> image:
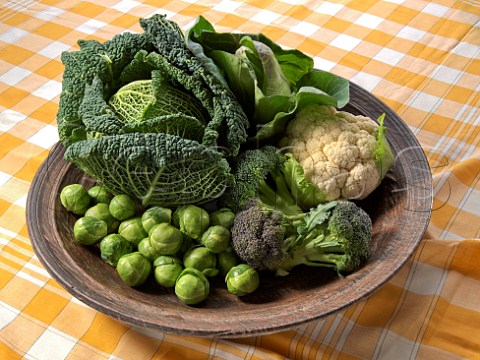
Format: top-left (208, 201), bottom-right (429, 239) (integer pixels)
top-left (230, 199), bottom-right (291, 271)
top-left (230, 199), bottom-right (372, 276)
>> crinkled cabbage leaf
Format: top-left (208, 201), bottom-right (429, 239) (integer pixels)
top-left (64, 133), bottom-right (234, 207)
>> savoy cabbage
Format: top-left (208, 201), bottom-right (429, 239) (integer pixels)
top-left (57, 15), bottom-right (248, 206)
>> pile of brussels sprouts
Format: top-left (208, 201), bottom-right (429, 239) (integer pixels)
top-left (59, 183), bottom-right (260, 305)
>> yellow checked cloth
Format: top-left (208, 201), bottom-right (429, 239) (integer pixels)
top-left (0, 0), bottom-right (479, 359)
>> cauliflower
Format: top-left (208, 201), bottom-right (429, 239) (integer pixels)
top-left (279, 104), bottom-right (394, 201)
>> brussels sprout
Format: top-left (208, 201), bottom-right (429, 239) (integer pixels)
top-left (173, 205), bottom-right (209, 239)
top-left (60, 184), bottom-right (91, 215)
top-left (225, 264), bottom-right (260, 296)
top-left (99, 234), bottom-right (133, 266)
top-left (118, 217), bottom-right (147, 247)
top-left (209, 208), bottom-right (236, 230)
top-left (200, 225), bottom-right (230, 254)
top-left (109, 194), bottom-right (136, 220)
top-left (183, 246), bottom-right (218, 277)
top-left (85, 203), bottom-right (119, 233)
top-left (142, 206), bottom-right (172, 234)
top-left (73, 216), bottom-right (107, 245)
top-left (116, 252), bottom-right (151, 287)
top-left (217, 247), bottom-right (238, 276)
top-left (153, 256), bottom-right (183, 288)
top-left (138, 237), bottom-right (163, 261)
top-left (87, 185), bottom-right (113, 204)
top-left (175, 267), bottom-right (210, 305)
top-left (149, 222), bottom-right (183, 255)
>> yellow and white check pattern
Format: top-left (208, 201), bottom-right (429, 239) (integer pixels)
top-left (1, 0), bottom-right (479, 359)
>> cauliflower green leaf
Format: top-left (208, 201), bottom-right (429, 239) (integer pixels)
top-left (375, 113), bottom-right (395, 179)
top-left (282, 153), bottom-right (327, 210)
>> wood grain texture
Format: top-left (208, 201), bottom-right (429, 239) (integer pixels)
top-left (26, 82), bottom-right (433, 338)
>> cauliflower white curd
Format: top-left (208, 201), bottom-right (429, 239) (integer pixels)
top-left (279, 104), bottom-right (393, 201)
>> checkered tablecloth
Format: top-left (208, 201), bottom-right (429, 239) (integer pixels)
top-left (1, 0), bottom-right (479, 359)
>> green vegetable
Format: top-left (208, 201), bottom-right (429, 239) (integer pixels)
top-left (209, 208), bottom-right (235, 230)
top-left (109, 194), bottom-right (136, 221)
top-left (141, 206), bottom-right (172, 234)
top-left (375, 113), bottom-right (396, 179)
top-left (99, 234), bottom-right (133, 266)
top-left (200, 225), bottom-right (230, 254)
top-left (57, 15), bottom-right (248, 207)
top-left (230, 199), bottom-right (372, 276)
top-left (153, 256), bottom-right (183, 287)
top-left (116, 252), bottom-right (152, 287)
top-left (148, 222), bottom-right (184, 255)
top-left (118, 217), bottom-right (148, 247)
top-left (87, 185), bottom-right (113, 204)
top-left (73, 216), bottom-right (108, 245)
top-left (183, 246), bottom-right (218, 277)
top-left (225, 264), bottom-right (260, 296)
top-left (220, 146), bottom-right (322, 214)
top-left (60, 184), bottom-right (91, 215)
top-left (173, 205), bottom-right (210, 240)
top-left (217, 247), bottom-right (238, 276)
top-left (84, 203), bottom-right (119, 233)
top-left (137, 237), bottom-right (163, 261)
top-left (221, 145), bottom-right (298, 214)
top-left (175, 267), bottom-right (210, 305)
top-left (187, 16), bottom-right (349, 141)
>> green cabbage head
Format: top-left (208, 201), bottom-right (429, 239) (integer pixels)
top-left (56, 15), bottom-right (249, 207)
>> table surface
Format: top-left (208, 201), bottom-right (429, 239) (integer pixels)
top-left (0, 1), bottom-right (479, 359)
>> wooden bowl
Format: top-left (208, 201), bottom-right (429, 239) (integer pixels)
top-left (26, 82), bottom-right (433, 337)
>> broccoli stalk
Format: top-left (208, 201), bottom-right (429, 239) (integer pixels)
top-left (256, 169), bottom-right (303, 216)
top-left (231, 199), bottom-right (372, 277)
